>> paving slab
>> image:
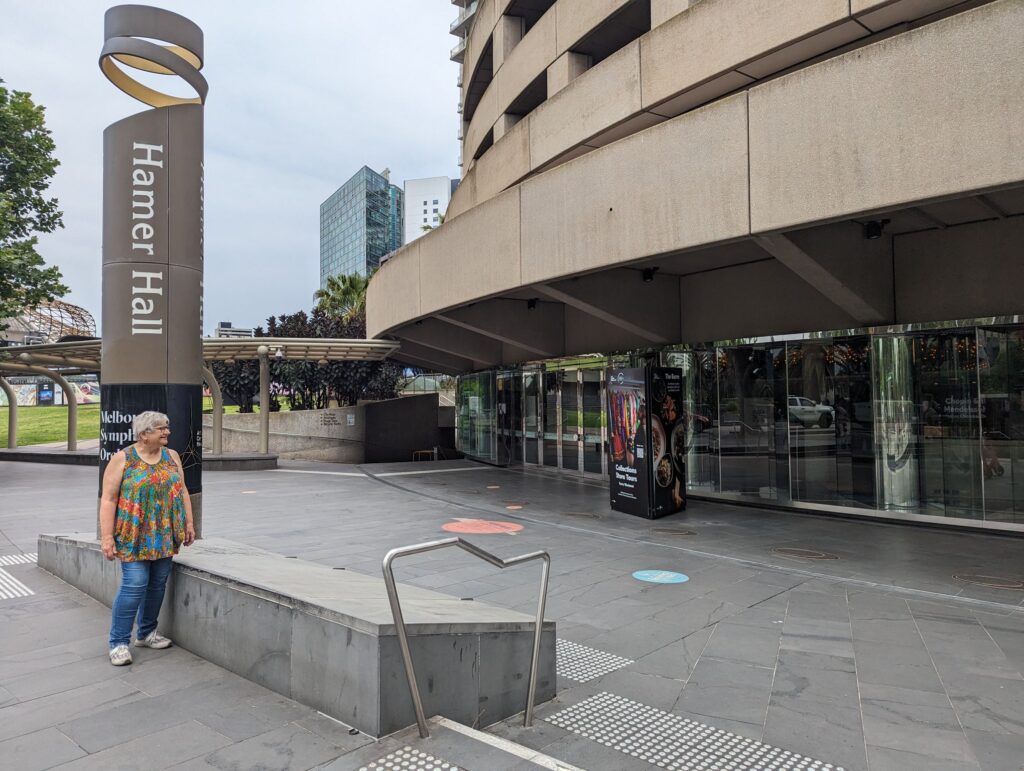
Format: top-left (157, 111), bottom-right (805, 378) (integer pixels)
top-left (4, 458), bottom-right (1024, 769)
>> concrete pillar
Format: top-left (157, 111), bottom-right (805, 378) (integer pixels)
top-left (0, 376), bottom-right (16, 448)
top-left (547, 51), bottom-right (592, 97)
top-left (493, 113), bottom-right (522, 141)
top-left (201, 365), bottom-right (223, 456)
top-left (493, 15), bottom-right (525, 71)
top-left (257, 346), bottom-right (270, 455)
top-left (47, 369), bottom-right (78, 452)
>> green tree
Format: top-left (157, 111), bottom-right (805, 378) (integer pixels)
top-left (0, 80), bottom-right (67, 330)
top-left (313, 272), bottom-right (370, 321)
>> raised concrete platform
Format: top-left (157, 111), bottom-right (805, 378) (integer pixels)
top-left (37, 534), bottom-right (556, 737)
top-left (0, 448), bottom-right (278, 470)
top-left (0, 448), bottom-right (98, 466)
top-left (202, 452), bottom-right (279, 471)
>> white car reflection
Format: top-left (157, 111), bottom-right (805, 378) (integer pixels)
top-left (788, 396), bottom-right (834, 428)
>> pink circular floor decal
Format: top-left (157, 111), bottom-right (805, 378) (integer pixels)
top-left (442, 518), bottom-right (523, 535)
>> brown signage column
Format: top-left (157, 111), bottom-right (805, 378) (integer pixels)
top-left (98, 6), bottom-right (208, 535)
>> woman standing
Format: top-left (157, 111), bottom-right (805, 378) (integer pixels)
top-left (99, 411), bottom-right (196, 666)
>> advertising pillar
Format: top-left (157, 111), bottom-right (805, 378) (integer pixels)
top-left (98, 6), bottom-right (207, 534)
top-left (607, 366), bottom-right (686, 519)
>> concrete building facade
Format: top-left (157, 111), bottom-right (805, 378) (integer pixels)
top-left (368, 0), bottom-right (1024, 532)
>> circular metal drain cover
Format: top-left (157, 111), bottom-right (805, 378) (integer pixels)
top-left (771, 546), bottom-right (839, 561)
top-left (652, 527), bottom-right (698, 537)
top-left (953, 574), bottom-right (1024, 590)
top-left (563, 511), bottom-right (601, 520)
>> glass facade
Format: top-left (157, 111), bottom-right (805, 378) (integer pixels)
top-left (456, 318), bottom-right (1024, 531)
top-left (319, 166), bottom-right (403, 287)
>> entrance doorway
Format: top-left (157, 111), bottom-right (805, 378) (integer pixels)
top-left (514, 367), bottom-right (607, 478)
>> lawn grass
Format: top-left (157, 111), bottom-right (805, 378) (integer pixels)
top-left (0, 398), bottom-right (276, 447)
top-left (0, 403), bottom-right (102, 447)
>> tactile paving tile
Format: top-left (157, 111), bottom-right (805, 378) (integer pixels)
top-left (0, 568), bottom-right (35, 600)
top-left (557, 638), bottom-right (634, 682)
top-left (0, 553), bottom-right (37, 566)
top-left (545, 692), bottom-right (844, 771)
top-left (358, 746), bottom-right (462, 770)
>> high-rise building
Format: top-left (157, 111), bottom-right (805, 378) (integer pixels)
top-left (403, 176), bottom-right (455, 243)
top-left (449, 1), bottom-right (479, 169)
top-left (320, 166), bottom-right (403, 287)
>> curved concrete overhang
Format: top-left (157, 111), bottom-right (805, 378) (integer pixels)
top-left (452, 0), bottom-right (975, 217)
top-left (371, 0), bottom-right (1024, 373)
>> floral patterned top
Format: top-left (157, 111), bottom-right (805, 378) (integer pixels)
top-left (114, 446), bottom-right (187, 562)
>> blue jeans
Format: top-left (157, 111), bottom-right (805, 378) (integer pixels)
top-left (109, 557), bottom-right (173, 649)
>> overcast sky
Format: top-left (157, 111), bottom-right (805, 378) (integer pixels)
top-left (1, 1), bottom-right (460, 334)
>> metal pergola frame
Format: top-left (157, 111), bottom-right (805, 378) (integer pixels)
top-left (0, 337), bottom-right (400, 452)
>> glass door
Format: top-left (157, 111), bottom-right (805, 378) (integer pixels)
top-left (560, 370), bottom-right (581, 473)
top-left (543, 371), bottom-right (559, 467)
top-left (523, 372), bottom-right (540, 464)
top-left (582, 369), bottom-right (606, 475)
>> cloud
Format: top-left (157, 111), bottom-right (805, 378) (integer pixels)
top-left (1, 0), bottom-right (460, 333)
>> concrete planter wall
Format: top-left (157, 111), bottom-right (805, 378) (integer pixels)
top-left (38, 534), bottom-right (556, 737)
top-left (202, 406), bottom-right (365, 462)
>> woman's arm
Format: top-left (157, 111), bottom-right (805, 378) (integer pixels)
top-left (168, 449), bottom-right (196, 546)
top-left (99, 452), bottom-right (126, 560)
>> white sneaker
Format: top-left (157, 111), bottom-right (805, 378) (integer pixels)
top-left (135, 630), bottom-right (172, 649)
top-left (109, 645), bottom-right (132, 666)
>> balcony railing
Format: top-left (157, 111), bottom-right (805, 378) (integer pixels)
top-left (449, 0), bottom-right (478, 35)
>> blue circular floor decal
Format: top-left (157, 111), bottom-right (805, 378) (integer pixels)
top-left (633, 569), bottom-right (689, 584)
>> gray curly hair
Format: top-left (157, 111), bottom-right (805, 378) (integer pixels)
top-left (133, 411), bottom-right (169, 439)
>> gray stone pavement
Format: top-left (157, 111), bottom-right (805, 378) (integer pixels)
top-left (2, 458), bottom-right (1024, 770)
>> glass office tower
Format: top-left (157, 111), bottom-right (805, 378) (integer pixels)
top-left (320, 166), bottom-right (403, 286)
top-left (457, 318), bottom-right (1024, 531)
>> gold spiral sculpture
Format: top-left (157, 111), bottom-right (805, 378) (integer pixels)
top-left (99, 5), bottom-right (207, 108)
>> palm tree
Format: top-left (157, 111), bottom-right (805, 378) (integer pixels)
top-left (420, 213), bottom-right (446, 233)
top-left (314, 272), bottom-right (370, 321)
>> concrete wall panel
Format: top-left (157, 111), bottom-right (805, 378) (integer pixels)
top-left (679, 258), bottom-right (859, 343)
top-left (499, 6), bottom-right (557, 108)
top-left (894, 217), bottom-right (1024, 324)
top-left (521, 94), bottom-right (749, 285)
top-left (641, 0), bottom-right (849, 111)
top-left (749, 0), bottom-right (1024, 232)
top-left (447, 166), bottom-right (477, 221)
top-left (556, 0), bottom-right (633, 50)
top-left (419, 189), bottom-right (522, 316)
top-left (475, 116), bottom-right (531, 205)
top-left (367, 240), bottom-right (420, 338)
top-left (530, 41), bottom-right (642, 169)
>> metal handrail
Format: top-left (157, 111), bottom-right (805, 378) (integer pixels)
top-left (382, 537), bottom-right (551, 739)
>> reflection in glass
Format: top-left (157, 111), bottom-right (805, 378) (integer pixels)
top-left (979, 327), bottom-right (1024, 522)
top-left (523, 372), bottom-right (539, 464)
top-left (560, 371), bottom-right (580, 473)
top-left (912, 333), bottom-right (982, 518)
top-left (582, 369), bottom-right (604, 474)
top-left (543, 372), bottom-right (558, 467)
top-left (456, 372), bottom-right (496, 463)
top-left (679, 351), bottom-right (719, 492)
top-left (718, 346), bottom-right (778, 498)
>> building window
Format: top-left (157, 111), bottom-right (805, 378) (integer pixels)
top-left (423, 200), bottom-right (427, 205)
top-left (423, 217), bottom-right (428, 223)
top-left (433, 216), bottom-right (439, 222)
top-left (423, 208), bottom-right (427, 214)
top-left (433, 208), bottom-right (438, 213)
top-left (433, 199), bottom-right (438, 204)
